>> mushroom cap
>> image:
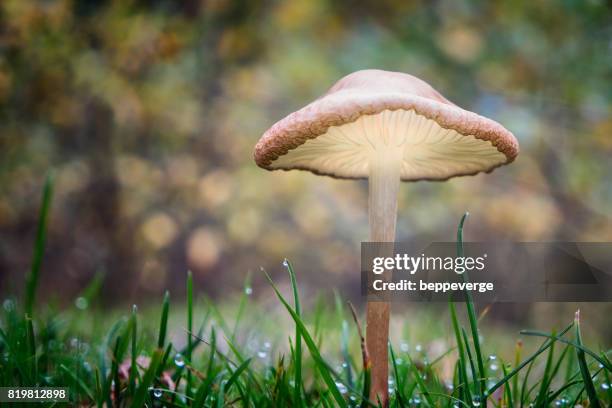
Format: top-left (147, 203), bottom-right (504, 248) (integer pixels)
top-left (254, 69), bottom-right (518, 181)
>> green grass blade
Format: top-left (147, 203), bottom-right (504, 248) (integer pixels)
top-left (216, 379), bottom-right (226, 408)
top-left (193, 327), bottom-right (217, 407)
top-left (129, 304), bottom-right (138, 396)
top-left (347, 302), bottom-right (371, 408)
top-left (224, 357), bottom-right (252, 392)
top-left (574, 310), bottom-right (601, 408)
top-left (407, 354), bottom-right (435, 407)
top-left (534, 329), bottom-right (556, 407)
top-left (519, 329), bottom-right (612, 371)
top-left (519, 358), bottom-right (535, 404)
top-left (111, 336), bottom-right (122, 405)
top-left (232, 270), bottom-right (252, 340)
top-left (449, 300), bottom-right (471, 405)
top-left (286, 259), bottom-right (303, 406)
top-left (60, 364), bottom-right (95, 401)
top-left (130, 349), bottom-right (162, 408)
top-left (158, 290), bottom-right (170, 349)
top-left (265, 271), bottom-right (347, 408)
top-left (389, 344), bottom-right (406, 408)
top-left (26, 315), bottom-right (37, 382)
top-left (25, 172), bottom-right (54, 317)
top-left (603, 353), bottom-right (612, 401)
top-left (461, 328), bottom-right (479, 397)
top-left (186, 270), bottom-right (193, 398)
top-left (456, 212), bottom-right (486, 399)
top-left (511, 340), bottom-right (521, 405)
top-left (486, 323), bottom-right (573, 396)
top-left (500, 360), bottom-right (514, 408)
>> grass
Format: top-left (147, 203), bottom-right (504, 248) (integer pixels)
top-left (0, 177), bottom-right (611, 407)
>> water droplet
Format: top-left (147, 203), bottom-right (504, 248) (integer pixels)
top-left (335, 381), bottom-right (348, 394)
top-left (472, 396), bottom-right (481, 407)
top-left (488, 354), bottom-right (497, 361)
top-left (341, 362), bottom-right (349, 369)
top-left (415, 344), bottom-right (423, 353)
top-left (263, 341), bottom-right (272, 350)
top-left (257, 350), bottom-right (268, 359)
top-left (3, 299), bottom-right (15, 312)
top-left (151, 388), bottom-right (163, 398)
top-left (554, 397), bottom-right (569, 407)
top-left (283, 259), bottom-right (289, 267)
top-left (489, 363), bottom-right (499, 371)
top-left (400, 342), bottom-right (409, 352)
top-left (601, 382), bottom-right (610, 390)
top-left (174, 353), bottom-right (185, 368)
top-left (409, 395), bottom-right (422, 406)
top-left (244, 286), bottom-right (253, 295)
top-left (70, 337), bottom-right (79, 349)
top-left (445, 381), bottom-right (454, 391)
top-left (75, 297), bottom-right (88, 310)
top-left (388, 378), bottom-right (395, 386)
top-left (395, 357), bottom-right (403, 365)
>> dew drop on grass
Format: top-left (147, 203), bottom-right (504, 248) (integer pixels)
top-left (409, 395), bottom-right (421, 406)
top-left (3, 299), bottom-right (15, 312)
top-left (395, 357), bottom-right (403, 365)
top-left (283, 259), bottom-right (289, 268)
top-left (472, 396), bottom-right (481, 407)
top-left (174, 353), bottom-right (185, 368)
top-left (489, 362), bottom-right (499, 371)
top-left (257, 350), bottom-right (268, 359)
top-left (74, 297), bottom-right (88, 310)
top-left (400, 342), bottom-right (409, 352)
top-left (335, 382), bottom-right (347, 395)
top-left (151, 388), bottom-right (163, 399)
top-left (70, 337), bottom-right (79, 349)
top-left (244, 286), bottom-right (253, 295)
top-left (602, 382), bottom-right (610, 390)
top-left (263, 341), bottom-right (272, 350)
top-left (415, 344), bottom-right (423, 353)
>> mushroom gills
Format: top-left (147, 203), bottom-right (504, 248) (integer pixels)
top-left (270, 109), bottom-right (507, 180)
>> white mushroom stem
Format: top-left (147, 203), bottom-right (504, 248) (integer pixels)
top-left (366, 147), bottom-right (401, 407)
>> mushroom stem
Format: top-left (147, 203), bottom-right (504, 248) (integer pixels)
top-left (366, 149), bottom-right (401, 407)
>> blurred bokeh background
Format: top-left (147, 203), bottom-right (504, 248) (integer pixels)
top-left (0, 0), bottom-right (611, 332)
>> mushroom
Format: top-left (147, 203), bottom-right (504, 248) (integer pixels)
top-left (254, 69), bottom-right (518, 406)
